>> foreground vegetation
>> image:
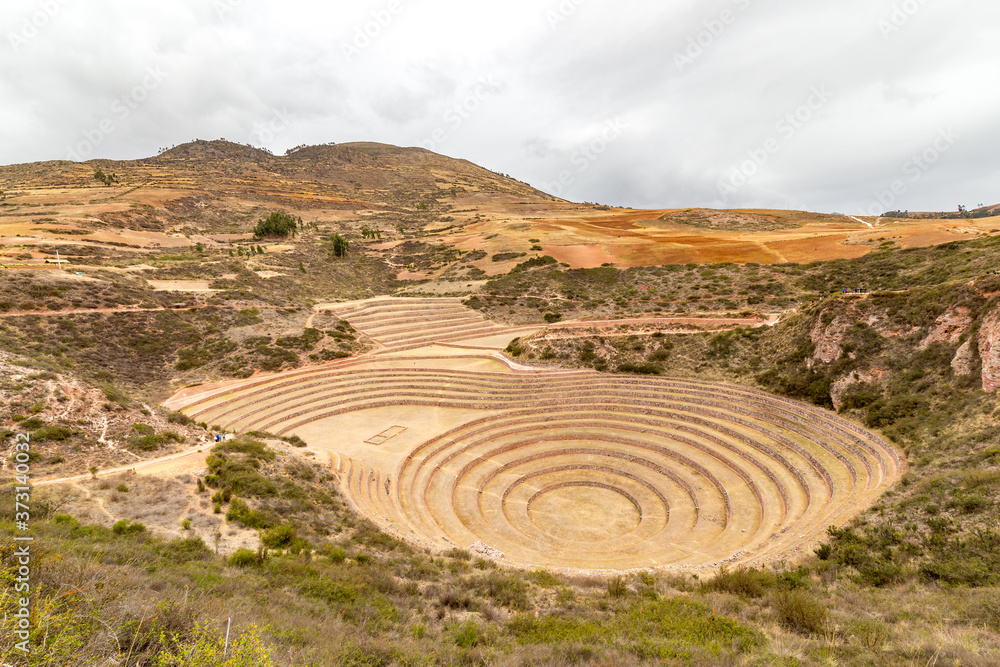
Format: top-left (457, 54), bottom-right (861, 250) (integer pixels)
top-left (5, 435), bottom-right (1000, 665)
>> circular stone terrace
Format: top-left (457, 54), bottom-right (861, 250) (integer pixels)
top-left (165, 298), bottom-right (903, 573)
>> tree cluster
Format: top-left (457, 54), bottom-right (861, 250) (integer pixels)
top-left (93, 168), bottom-right (119, 186)
top-left (253, 212), bottom-right (301, 239)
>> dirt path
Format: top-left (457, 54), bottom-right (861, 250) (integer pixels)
top-left (0, 303), bottom-right (300, 319)
top-left (0, 305), bottom-right (207, 318)
top-left (549, 316), bottom-right (766, 330)
top-left (34, 446), bottom-right (210, 487)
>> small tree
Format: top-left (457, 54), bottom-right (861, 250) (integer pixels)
top-left (330, 234), bottom-right (349, 258)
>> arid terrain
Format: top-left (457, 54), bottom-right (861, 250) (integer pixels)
top-left (2, 142), bottom-right (999, 666)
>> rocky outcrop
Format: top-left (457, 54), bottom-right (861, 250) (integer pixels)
top-left (919, 306), bottom-right (974, 349)
top-left (830, 370), bottom-right (882, 411)
top-left (979, 306), bottom-right (1000, 392)
top-left (810, 312), bottom-right (849, 364)
top-left (951, 340), bottom-right (976, 377)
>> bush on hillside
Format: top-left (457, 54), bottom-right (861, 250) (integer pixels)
top-left (253, 212), bottom-right (300, 238)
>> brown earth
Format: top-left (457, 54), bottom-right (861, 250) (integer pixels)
top-left (3, 140), bottom-right (998, 281)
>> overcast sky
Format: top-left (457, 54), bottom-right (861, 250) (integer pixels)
top-left (2, 0), bottom-right (997, 214)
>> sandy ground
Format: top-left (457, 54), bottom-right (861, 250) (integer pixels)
top-left (147, 280), bottom-right (221, 292)
top-left (158, 298), bottom-right (902, 573)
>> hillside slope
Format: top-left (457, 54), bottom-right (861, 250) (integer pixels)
top-left (0, 139), bottom-right (552, 204)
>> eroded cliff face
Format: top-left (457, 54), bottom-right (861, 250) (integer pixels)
top-left (978, 306), bottom-right (1000, 393)
top-left (809, 303), bottom-right (922, 366)
top-left (806, 295), bottom-right (997, 396)
top-left (830, 369), bottom-right (883, 411)
top-left (810, 312), bottom-right (849, 364)
top-left (919, 306), bottom-right (974, 349)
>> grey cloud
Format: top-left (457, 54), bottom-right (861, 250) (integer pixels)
top-left (0, 0), bottom-right (996, 213)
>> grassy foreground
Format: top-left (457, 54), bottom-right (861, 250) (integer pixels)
top-left (2, 433), bottom-right (999, 665)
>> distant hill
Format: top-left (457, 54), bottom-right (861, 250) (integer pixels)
top-left (0, 139), bottom-right (555, 205)
top-left (882, 203), bottom-right (1000, 220)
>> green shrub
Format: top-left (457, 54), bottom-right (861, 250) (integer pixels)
top-left (130, 431), bottom-right (184, 452)
top-left (206, 442), bottom-right (277, 497)
top-left (858, 560), bottom-right (905, 587)
top-left (156, 622), bottom-right (276, 666)
top-left (701, 566), bottom-right (769, 598)
top-left (325, 547), bottom-right (347, 564)
top-left (508, 598), bottom-right (765, 655)
top-left (505, 337), bottom-right (524, 356)
top-left (158, 536), bottom-right (211, 563)
top-left (847, 618), bottom-right (891, 650)
top-left (32, 425), bottom-right (73, 442)
top-left (112, 519), bottom-right (146, 536)
top-left (512, 255), bottom-right (558, 272)
top-left (607, 575), bottom-right (629, 599)
top-left (472, 571), bottom-right (529, 610)
top-left (261, 524), bottom-right (296, 549)
top-left (214, 438), bottom-right (274, 461)
top-left (491, 252), bottom-right (527, 262)
top-left (507, 614), bottom-right (605, 644)
top-left (300, 578), bottom-right (358, 606)
top-left (166, 411), bottom-right (194, 426)
top-left (235, 308), bottom-right (264, 326)
top-left (228, 548), bottom-right (262, 568)
top-left (771, 589), bottom-right (827, 634)
top-left (225, 498), bottom-right (276, 530)
top-left (19, 417), bottom-right (44, 430)
top-left (132, 423), bottom-right (155, 436)
top-left (454, 621), bottom-right (481, 648)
